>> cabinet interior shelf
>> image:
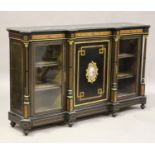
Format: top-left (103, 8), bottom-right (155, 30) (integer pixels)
top-left (117, 72), bottom-right (134, 80)
top-left (119, 53), bottom-right (135, 59)
top-left (118, 91), bottom-right (136, 97)
top-left (35, 83), bottom-right (60, 91)
top-left (35, 61), bottom-right (59, 67)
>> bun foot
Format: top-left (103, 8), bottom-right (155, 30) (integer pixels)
top-left (141, 104), bottom-right (145, 109)
top-left (111, 105), bottom-right (119, 118)
top-left (68, 122), bottom-right (73, 127)
top-left (112, 112), bottom-right (117, 117)
top-left (10, 121), bottom-right (16, 127)
top-left (23, 129), bottom-right (29, 136)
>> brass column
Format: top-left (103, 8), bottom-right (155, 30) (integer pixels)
top-left (67, 40), bottom-right (74, 112)
top-left (67, 90), bottom-right (74, 112)
top-left (23, 95), bottom-right (30, 119)
top-left (23, 36), bottom-right (30, 119)
top-left (66, 39), bottom-right (76, 127)
top-left (111, 32), bottom-right (120, 103)
top-left (140, 34), bottom-right (148, 96)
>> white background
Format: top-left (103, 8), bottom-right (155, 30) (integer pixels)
top-left (0, 12), bottom-right (155, 143)
top-left (0, 0), bottom-right (155, 154)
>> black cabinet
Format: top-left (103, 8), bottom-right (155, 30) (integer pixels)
top-left (8, 23), bottom-right (150, 135)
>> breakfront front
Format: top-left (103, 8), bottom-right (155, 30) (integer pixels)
top-left (8, 23), bottom-right (150, 135)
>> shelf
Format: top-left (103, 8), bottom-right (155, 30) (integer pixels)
top-left (119, 53), bottom-right (135, 59)
top-left (117, 72), bottom-right (134, 80)
top-left (118, 91), bottom-right (136, 97)
top-left (35, 83), bottom-right (60, 91)
top-left (35, 61), bottom-right (59, 67)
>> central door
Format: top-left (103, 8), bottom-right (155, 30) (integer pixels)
top-left (75, 40), bottom-right (111, 106)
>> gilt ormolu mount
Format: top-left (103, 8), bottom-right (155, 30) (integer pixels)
top-left (7, 23), bottom-right (150, 135)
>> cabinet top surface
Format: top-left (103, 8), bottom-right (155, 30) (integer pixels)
top-left (7, 22), bottom-right (150, 34)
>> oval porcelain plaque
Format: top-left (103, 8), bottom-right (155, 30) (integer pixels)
top-left (86, 61), bottom-right (98, 84)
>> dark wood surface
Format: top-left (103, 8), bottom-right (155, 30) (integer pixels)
top-left (7, 22), bottom-right (150, 33)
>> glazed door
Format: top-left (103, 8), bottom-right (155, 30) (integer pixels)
top-left (75, 40), bottom-right (111, 106)
top-left (30, 40), bottom-right (66, 115)
top-left (117, 35), bottom-right (142, 99)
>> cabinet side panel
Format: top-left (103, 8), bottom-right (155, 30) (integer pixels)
top-left (10, 39), bottom-right (24, 115)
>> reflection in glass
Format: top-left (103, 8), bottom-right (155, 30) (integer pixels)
top-left (36, 45), bottom-right (61, 62)
top-left (35, 66), bottom-right (61, 85)
top-left (35, 87), bottom-right (61, 113)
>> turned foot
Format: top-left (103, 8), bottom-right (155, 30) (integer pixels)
top-left (10, 121), bottom-right (16, 127)
top-left (141, 104), bottom-right (145, 109)
top-left (23, 129), bottom-right (29, 136)
top-left (112, 112), bottom-right (117, 117)
top-left (66, 111), bottom-right (76, 128)
top-left (111, 104), bottom-right (119, 118)
top-left (68, 122), bottom-right (73, 127)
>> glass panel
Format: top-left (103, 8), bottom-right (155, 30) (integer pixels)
top-left (34, 44), bottom-right (62, 113)
top-left (118, 58), bottom-right (137, 77)
top-left (118, 37), bottom-right (139, 98)
top-left (118, 78), bottom-right (136, 97)
top-left (35, 87), bottom-right (61, 113)
top-left (120, 38), bottom-right (138, 55)
top-left (35, 66), bottom-right (61, 85)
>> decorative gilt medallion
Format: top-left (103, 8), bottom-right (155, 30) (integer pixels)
top-left (86, 61), bottom-right (98, 84)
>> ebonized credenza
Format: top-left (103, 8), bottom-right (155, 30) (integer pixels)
top-left (7, 23), bottom-right (150, 135)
